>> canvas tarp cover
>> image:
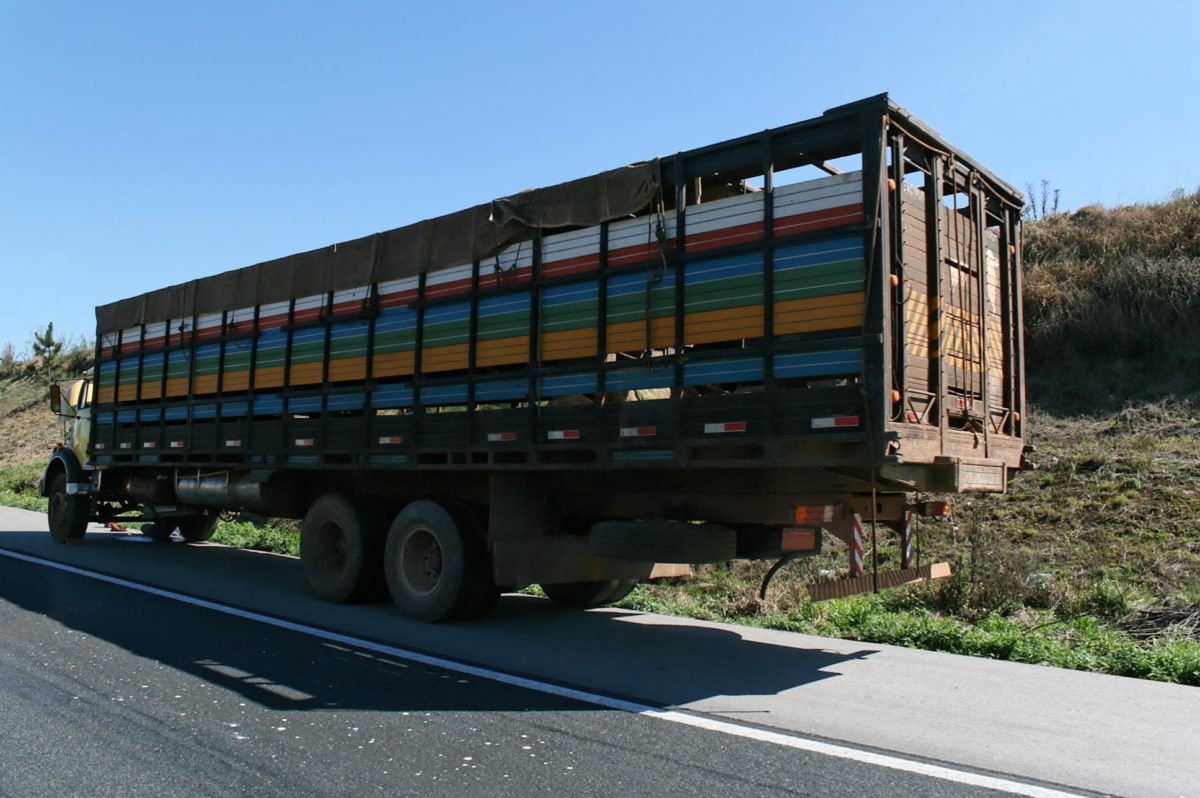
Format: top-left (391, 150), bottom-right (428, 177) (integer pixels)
top-left (97, 160), bottom-right (660, 333)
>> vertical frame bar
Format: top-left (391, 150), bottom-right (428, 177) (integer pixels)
top-left (924, 157), bottom-right (947, 454)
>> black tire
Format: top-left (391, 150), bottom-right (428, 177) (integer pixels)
top-left (47, 473), bottom-right (88, 544)
top-left (300, 494), bottom-right (384, 604)
top-left (541, 579), bottom-right (637, 608)
top-left (590, 520), bottom-right (736, 564)
top-left (384, 500), bottom-right (497, 623)
top-left (141, 522), bottom-right (174, 543)
top-left (177, 512), bottom-right (219, 543)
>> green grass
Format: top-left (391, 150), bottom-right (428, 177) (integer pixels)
top-left (0, 462), bottom-right (47, 513)
top-left (611, 584), bottom-right (1200, 686)
top-left (210, 519), bottom-right (298, 556)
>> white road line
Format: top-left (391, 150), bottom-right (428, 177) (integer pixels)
top-left (0, 547), bottom-right (1086, 798)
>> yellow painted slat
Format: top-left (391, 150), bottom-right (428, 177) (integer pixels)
top-left (421, 343), bottom-right (469, 373)
top-left (192, 374), bottom-right (219, 395)
top-left (606, 318), bottom-right (675, 352)
top-left (327, 356), bottom-right (367, 383)
top-left (372, 351), bottom-right (415, 379)
top-left (223, 372), bottom-right (250, 393)
top-left (476, 337), bottom-right (529, 368)
top-left (684, 305), bottom-right (764, 345)
top-left (541, 329), bottom-right (597, 361)
top-left (288, 362), bottom-right (323, 387)
top-left (253, 366), bottom-right (285, 390)
top-left (775, 292), bottom-right (864, 335)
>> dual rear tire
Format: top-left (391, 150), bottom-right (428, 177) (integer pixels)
top-left (299, 495), bottom-right (497, 622)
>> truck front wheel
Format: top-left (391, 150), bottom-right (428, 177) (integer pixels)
top-left (300, 494), bottom-right (384, 603)
top-left (384, 500), bottom-right (497, 622)
top-left (47, 473), bottom-right (88, 544)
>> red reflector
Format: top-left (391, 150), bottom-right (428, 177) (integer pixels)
top-left (795, 505), bottom-right (836, 524)
top-left (619, 426), bottom-right (657, 438)
top-left (548, 429), bottom-right (580, 441)
top-left (488, 432), bottom-right (517, 442)
top-left (704, 421), bottom-right (747, 434)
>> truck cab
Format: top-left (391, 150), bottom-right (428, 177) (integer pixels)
top-left (41, 375), bottom-right (95, 543)
top-left (51, 376), bottom-right (93, 458)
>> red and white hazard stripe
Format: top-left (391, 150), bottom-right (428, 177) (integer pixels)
top-left (487, 432), bottom-right (517, 442)
top-left (811, 415), bottom-right (860, 430)
top-left (294, 438), bottom-right (314, 447)
top-left (703, 421), bottom-right (746, 434)
top-left (224, 439), bottom-right (242, 448)
top-left (619, 426), bottom-right (657, 438)
top-left (547, 429), bottom-right (581, 441)
top-left (850, 512), bottom-right (865, 577)
top-left (143, 441), bottom-right (156, 449)
top-left (377, 436), bottom-right (404, 445)
top-left (119, 442), bottom-right (132, 450)
top-left (901, 510), bottom-right (915, 569)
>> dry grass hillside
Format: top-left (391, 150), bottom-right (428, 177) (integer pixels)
top-left (0, 379), bottom-right (58, 467)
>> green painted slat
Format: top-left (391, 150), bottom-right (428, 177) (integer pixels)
top-left (374, 330), bottom-right (416, 353)
top-left (606, 288), bottom-right (674, 323)
top-left (477, 311), bottom-right (530, 342)
top-left (541, 307), bottom-right (597, 332)
top-left (685, 275), bottom-right (764, 313)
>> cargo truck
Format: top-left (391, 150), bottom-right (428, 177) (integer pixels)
top-left (41, 94), bottom-right (1026, 620)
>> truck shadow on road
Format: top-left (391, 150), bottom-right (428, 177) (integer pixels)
top-left (2, 539), bottom-right (876, 715)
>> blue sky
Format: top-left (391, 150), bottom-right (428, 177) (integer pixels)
top-left (2, 1), bottom-right (1197, 351)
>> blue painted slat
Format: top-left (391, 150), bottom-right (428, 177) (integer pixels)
top-left (476, 379), bottom-right (528, 402)
top-left (422, 384), bottom-right (468, 405)
top-left (683, 357), bottom-right (764, 385)
top-left (289, 396), bottom-right (322, 413)
top-left (220, 401), bottom-right (248, 418)
top-left (606, 365), bottom-right (673, 392)
top-left (253, 394), bottom-right (284, 415)
top-left (372, 383), bottom-right (414, 408)
top-left (539, 372), bottom-right (597, 398)
top-left (192, 404), bottom-right (217, 420)
top-left (774, 349), bottom-right (861, 378)
top-left (327, 393), bottom-right (365, 411)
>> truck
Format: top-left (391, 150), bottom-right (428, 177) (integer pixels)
top-left (42, 94), bottom-right (1027, 620)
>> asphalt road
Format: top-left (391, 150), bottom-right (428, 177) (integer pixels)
top-left (0, 552), bottom-right (1016, 798)
top-left (2, 505), bottom-right (1194, 797)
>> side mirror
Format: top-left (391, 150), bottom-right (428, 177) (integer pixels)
top-left (49, 384), bottom-right (62, 414)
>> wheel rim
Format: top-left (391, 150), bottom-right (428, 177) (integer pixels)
top-left (49, 492), bottom-right (67, 527)
top-left (314, 521), bottom-right (348, 576)
top-left (400, 526), bottom-right (442, 596)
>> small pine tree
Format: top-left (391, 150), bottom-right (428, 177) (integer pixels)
top-left (31, 322), bottom-right (64, 383)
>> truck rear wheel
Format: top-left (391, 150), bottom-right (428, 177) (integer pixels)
top-left (47, 473), bottom-right (88, 544)
top-left (384, 500), bottom-right (497, 622)
top-left (300, 494), bottom-right (384, 603)
top-left (541, 579), bottom-right (637, 608)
